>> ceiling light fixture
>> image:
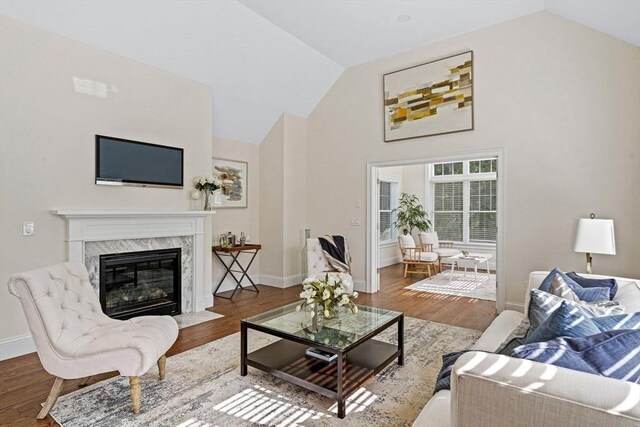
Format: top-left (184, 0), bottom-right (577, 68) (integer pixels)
top-left (397, 15), bottom-right (412, 24)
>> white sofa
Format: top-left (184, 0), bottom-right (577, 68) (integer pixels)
top-left (413, 271), bottom-right (640, 427)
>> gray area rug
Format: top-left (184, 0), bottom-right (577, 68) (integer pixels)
top-left (173, 310), bottom-right (224, 329)
top-left (405, 271), bottom-right (496, 301)
top-left (50, 318), bottom-right (480, 427)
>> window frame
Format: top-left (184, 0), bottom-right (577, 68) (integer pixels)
top-left (378, 175), bottom-right (400, 246)
top-left (427, 159), bottom-right (497, 246)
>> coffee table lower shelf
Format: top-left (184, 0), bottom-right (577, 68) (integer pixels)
top-left (244, 338), bottom-right (399, 416)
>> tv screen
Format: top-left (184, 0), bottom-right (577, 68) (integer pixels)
top-left (95, 135), bottom-right (183, 188)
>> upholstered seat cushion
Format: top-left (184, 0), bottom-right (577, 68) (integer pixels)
top-left (434, 248), bottom-right (461, 258)
top-left (409, 252), bottom-right (439, 262)
top-left (8, 262), bottom-right (178, 378)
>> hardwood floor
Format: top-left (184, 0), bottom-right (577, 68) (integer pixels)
top-left (0, 264), bottom-right (496, 426)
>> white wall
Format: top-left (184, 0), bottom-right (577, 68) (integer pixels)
top-left (306, 12), bottom-right (640, 307)
top-left (0, 17), bottom-right (213, 356)
top-left (211, 137), bottom-right (260, 293)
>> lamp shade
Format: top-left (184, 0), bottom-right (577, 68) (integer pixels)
top-left (573, 218), bottom-right (616, 255)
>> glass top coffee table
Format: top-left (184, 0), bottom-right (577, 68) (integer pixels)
top-left (241, 302), bottom-right (404, 418)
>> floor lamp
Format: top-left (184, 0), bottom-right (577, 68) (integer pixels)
top-left (573, 214), bottom-right (616, 274)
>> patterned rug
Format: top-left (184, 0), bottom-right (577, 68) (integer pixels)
top-left (404, 271), bottom-right (496, 301)
top-left (49, 318), bottom-right (480, 427)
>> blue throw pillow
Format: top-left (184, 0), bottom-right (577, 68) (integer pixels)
top-left (592, 312), bottom-right (640, 331)
top-left (567, 272), bottom-right (618, 300)
top-left (527, 289), bottom-right (625, 335)
top-left (512, 330), bottom-right (640, 382)
top-left (526, 301), bottom-right (601, 344)
top-left (539, 268), bottom-right (609, 302)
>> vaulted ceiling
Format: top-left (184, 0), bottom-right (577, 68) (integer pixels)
top-left (0, 1), bottom-right (638, 144)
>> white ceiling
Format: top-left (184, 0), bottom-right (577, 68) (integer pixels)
top-left (0, 1), bottom-right (638, 144)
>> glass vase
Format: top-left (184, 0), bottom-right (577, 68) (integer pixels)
top-left (203, 191), bottom-right (212, 211)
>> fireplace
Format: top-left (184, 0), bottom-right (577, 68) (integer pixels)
top-left (99, 248), bottom-right (182, 320)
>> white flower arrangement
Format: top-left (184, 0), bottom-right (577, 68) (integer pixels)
top-left (193, 176), bottom-right (221, 193)
top-left (296, 274), bottom-right (358, 319)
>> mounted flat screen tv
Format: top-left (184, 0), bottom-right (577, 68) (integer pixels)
top-left (95, 135), bottom-right (183, 188)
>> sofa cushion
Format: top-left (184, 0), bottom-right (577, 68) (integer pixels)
top-left (512, 330), bottom-right (640, 382)
top-left (528, 289), bottom-right (624, 334)
top-left (471, 310), bottom-right (525, 352)
top-left (567, 272), bottom-right (618, 300)
top-left (540, 268), bottom-right (610, 302)
top-left (526, 301), bottom-right (601, 343)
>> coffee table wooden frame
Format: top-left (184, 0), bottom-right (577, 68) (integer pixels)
top-left (240, 309), bottom-right (404, 419)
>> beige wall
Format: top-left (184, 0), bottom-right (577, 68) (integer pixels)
top-left (211, 137), bottom-right (260, 293)
top-left (259, 116), bottom-right (285, 279)
top-left (306, 12), bottom-right (640, 306)
top-left (258, 113), bottom-right (308, 286)
top-left (0, 17), bottom-right (213, 347)
top-left (282, 114), bottom-right (308, 280)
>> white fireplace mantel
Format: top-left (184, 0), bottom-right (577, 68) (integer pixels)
top-left (53, 209), bottom-right (215, 312)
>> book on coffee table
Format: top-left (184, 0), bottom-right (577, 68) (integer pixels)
top-left (305, 347), bottom-right (337, 362)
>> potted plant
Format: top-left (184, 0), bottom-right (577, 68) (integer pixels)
top-left (392, 193), bottom-right (431, 235)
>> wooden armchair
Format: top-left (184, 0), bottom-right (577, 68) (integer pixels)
top-left (397, 235), bottom-right (439, 279)
top-left (418, 232), bottom-right (461, 272)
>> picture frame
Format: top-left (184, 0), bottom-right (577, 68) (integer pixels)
top-left (212, 157), bottom-right (248, 208)
top-left (383, 51), bottom-right (474, 142)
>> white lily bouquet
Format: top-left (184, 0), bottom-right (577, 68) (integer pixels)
top-left (296, 274), bottom-right (359, 319)
top-left (193, 176), bottom-right (221, 210)
top-left (193, 176), bottom-right (221, 193)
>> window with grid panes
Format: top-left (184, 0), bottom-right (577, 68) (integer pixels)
top-left (431, 159), bottom-right (497, 244)
top-left (379, 180), bottom-right (398, 243)
top-left (469, 180), bottom-right (497, 242)
top-left (433, 181), bottom-right (464, 241)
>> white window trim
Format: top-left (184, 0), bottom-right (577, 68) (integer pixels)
top-left (378, 174), bottom-right (400, 246)
top-left (426, 162), bottom-right (497, 245)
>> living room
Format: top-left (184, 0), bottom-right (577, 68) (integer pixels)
top-left (0, 1), bottom-right (639, 426)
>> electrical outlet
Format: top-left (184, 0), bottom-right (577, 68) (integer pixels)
top-left (351, 216), bottom-right (361, 226)
top-left (23, 222), bottom-right (35, 236)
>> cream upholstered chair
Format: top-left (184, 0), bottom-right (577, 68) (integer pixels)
top-left (418, 231), bottom-right (461, 272)
top-left (7, 262), bottom-right (178, 419)
top-left (306, 238), bottom-right (354, 293)
top-left (397, 234), bottom-right (438, 278)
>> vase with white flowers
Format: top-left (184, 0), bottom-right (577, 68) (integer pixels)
top-left (296, 274), bottom-right (359, 324)
top-left (193, 176), bottom-right (221, 210)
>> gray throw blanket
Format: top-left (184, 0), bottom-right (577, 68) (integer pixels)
top-left (318, 235), bottom-right (351, 273)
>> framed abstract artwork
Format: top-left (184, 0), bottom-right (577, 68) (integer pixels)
top-left (383, 51), bottom-right (473, 142)
top-left (212, 157), bottom-right (248, 208)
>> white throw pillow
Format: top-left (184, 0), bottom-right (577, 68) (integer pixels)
top-left (398, 234), bottom-right (416, 248)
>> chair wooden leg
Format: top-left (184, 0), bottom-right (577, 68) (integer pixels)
top-left (427, 264), bottom-right (432, 279)
top-left (129, 376), bottom-right (141, 414)
top-left (78, 376), bottom-right (91, 387)
top-left (403, 263), bottom-right (408, 278)
top-left (37, 377), bottom-right (64, 419)
top-left (157, 354), bottom-right (166, 380)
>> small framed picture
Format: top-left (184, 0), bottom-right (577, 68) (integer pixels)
top-left (384, 51), bottom-right (474, 142)
top-left (212, 158), bottom-right (248, 208)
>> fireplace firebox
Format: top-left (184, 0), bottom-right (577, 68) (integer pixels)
top-left (99, 248), bottom-right (181, 320)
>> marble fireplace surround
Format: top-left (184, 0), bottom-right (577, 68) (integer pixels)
top-left (53, 210), bottom-right (215, 313)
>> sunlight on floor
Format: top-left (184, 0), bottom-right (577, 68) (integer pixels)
top-left (201, 384), bottom-right (378, 426)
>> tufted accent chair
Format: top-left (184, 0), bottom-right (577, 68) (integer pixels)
top-left (306, 238), bottom-right (354, 293)
top-left (7, 262), bottom-right (179, 419)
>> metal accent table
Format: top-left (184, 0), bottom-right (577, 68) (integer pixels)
top-left (212, 244), bottom-right (261, 300)
top-left (241, 302), bottom-right (404, 419)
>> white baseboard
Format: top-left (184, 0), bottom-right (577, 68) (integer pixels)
top-left (353, 280), bottom-right (367, 292)
top-left (196, 293), bottom-right (214, 311)
top-left (0, 334), bottom-right (36, 361)
top-left (379, 255), bottom-right (401, 268)
top-left (505, 301), bottom-right (525, 313)
top-left (259, 274), bottom-right (302, 288)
